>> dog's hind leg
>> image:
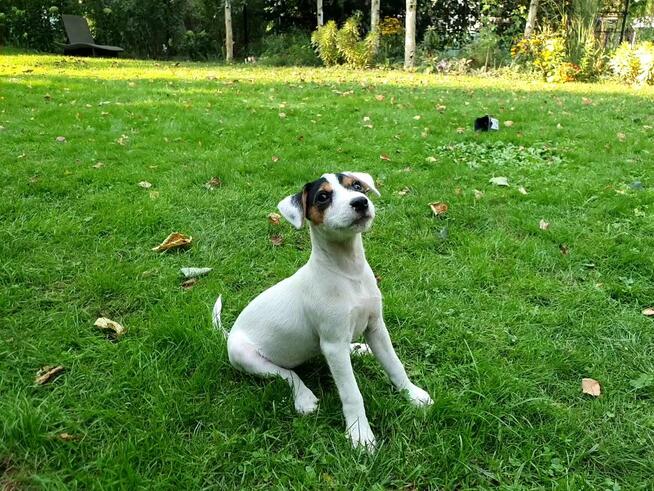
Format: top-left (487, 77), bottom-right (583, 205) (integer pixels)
top-left (227, 332), bottom-right (319, 415)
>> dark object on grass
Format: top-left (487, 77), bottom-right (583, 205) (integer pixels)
top-left (61, 15), bottom-right (124, 57)
top-left (474, 115), bottom-right (499, 132)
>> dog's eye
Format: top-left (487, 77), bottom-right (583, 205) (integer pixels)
top-left (351, 182), bottom-right (364, 192)
top-left (316, 192), bottom-right (330, 203)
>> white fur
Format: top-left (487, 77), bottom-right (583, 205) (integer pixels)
top-left (216, 172), bottom-right (432, 450)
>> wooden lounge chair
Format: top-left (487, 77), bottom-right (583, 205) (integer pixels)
top-left (61, 14), bottom-right (123, 57)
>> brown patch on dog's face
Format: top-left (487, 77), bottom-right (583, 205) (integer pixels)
top-left (337, 173), bottom-right (369, 194)
top-left (304, 179), bottom-right (333, 225)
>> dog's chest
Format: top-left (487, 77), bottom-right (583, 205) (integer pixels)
top-left (343, 282), bottom-right (379, 339)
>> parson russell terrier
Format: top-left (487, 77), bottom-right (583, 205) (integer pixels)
top-left (212, 172), bottom-right (433, 450)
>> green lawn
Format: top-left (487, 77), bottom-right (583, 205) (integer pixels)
top-left (1, 52), bottom-right (654, 489)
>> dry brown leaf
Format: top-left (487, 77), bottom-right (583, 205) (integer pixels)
top-left (518, 186), bottom-right (528, 195)
top-left (436, 104), bottom-right (446, 113)
top-left (138, 181), bottom-right (152, 189)
top-left (429, 202), bottom-right (449, 217)
top-left (35, 365), bottom-right (65, 385)
top-left (149, 191), bottom-right (160, 199)
top-left (94, 317), bottom-right (126, 337)
top-left (271, 155), bottom-right (280, 162)
top-left (413, 115), bottom-right (422, 120)
top-left (425, 156), bottom-right (437, 163)
top-left (474, 189), bottom-right (484, 200)
top-left (617, 132), bottom-right (626, 142)
top-left (642, 307), bottom-right (654, 316)
top-left (56, 136), bottom-right (66, 143)
top-left (57, 433), bottom-right (79, 441)
top-left (181, 278), bottom-right (198, 289)
top-left (270, 234), bottom-right (284, 246)
top-left (92, 162), bottom-right (104, 169)
top-left (504, 120), bottom-right (514, 127)
top-left (582, 97), bottom-right (593, 105)
top-left (152, 232), bottom-right (192, 252)
top-left (278, 112), bottom-right (286, 118)
top-left (204, 176), bottom-right (222, 190)
top-left (559, 243), bottom-right (569, 255)
top-left (380, 154), bottom-right (391, 161)
top-left (581, 378), bottom-right (601, 397)
top-left (375, 94), bottom-right (385, 101)
top-left (268, 212), bottom-right (281, 225)
top-left (456, 127), bottom-right (465, 134)
top-left (539, 219), bottom-right (550, 231)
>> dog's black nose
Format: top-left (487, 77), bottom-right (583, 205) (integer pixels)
top-left (350, 197), bottom-right (369, 213)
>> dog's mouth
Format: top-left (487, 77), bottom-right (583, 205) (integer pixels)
top-left (351, 215), bottom-right (372, 227)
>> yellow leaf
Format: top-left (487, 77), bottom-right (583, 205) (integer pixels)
top-left (94, 317), bottom-right (127, 337)
top-left (152, 232), bottom-right (192, 252)
top-left (581, 378), bottom-right (601, 397)
top-left (35, 365), bottom-right (65, 385)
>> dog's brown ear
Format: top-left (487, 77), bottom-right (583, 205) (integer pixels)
top-left (278, 189), bottom-right (307, 229)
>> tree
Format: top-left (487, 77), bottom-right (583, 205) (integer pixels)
top-left (404, 0), bottom-right (416, 68)
top-left (524, 0), bottom-right (539, 38)
top-left (225, 0), bottom-right (233, 62)
top-left (317, 0), bottom-right (324, 27)
top-left (371, 0), bottom-right (380, 33)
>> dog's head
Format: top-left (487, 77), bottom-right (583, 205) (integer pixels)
top-left (278, 172), bottom-right (380, 237)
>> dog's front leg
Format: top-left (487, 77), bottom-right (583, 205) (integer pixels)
top-left (365, 316), bottom-right (433, 407)
top-left (320, 340), bottom-right (376, 450)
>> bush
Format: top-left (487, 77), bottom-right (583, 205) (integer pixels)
top-left (463, 25), bottom-right (507, 69)
top-left (512, 29), bottom-right (569, 82)
top-left (259, 29), bottom-right (319, 66)
top-left (311, 20), bottom-right (339, 66)
top-left (378, 16), bottom-right (403, 65)
top-left (610, 42), bottom-right (654, 85)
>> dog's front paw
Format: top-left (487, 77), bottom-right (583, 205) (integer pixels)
top-left (294, 389), bottom-right (319, 415)
top-left (405, 384), bottom-right (433, 407)
top-left (347, 420), bottom-right (377, 451)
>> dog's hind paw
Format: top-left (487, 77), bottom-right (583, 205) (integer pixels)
top-left (350, 343), bottom-right (373, 356)
top-left (294, 390), bottom-right (319, 415)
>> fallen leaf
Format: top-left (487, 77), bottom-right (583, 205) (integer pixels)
top-left (180, 267), bottom-right (212, 279)
top-left (35, 365), bottom-right (65, 385)
top-left (456, 127), bottom-right (465, 134)
top-left (425, 156), bottom-right (437, 163)
top-left (436, 104), bottom-right (446, 112)
top-left (270, 234), bottom-right (284, 246)
top-left (413, 115), bottom-right (421, 120)
top-left (474, 189), bottom-right (484, 200)
top-left (58, 433), bottom-right (79, 441)
top-left (271, 155), bottom-right (280, 162)
top-left (92, 162), bottom-right (104, 169)
top-left (642, 307), bottom-right (654, 317)
top-left (56, 136), bottom-right (66, 143)
top-left (204, 176), bottom-right (222, 190)
top-left (138, 181), bottom-right (152, 189)
top-left (582, 97), bottom-right (592, 105)
top-left (0, 125), bottom-right (6, 131)
top-left (268, 212), bottom-right (281, 225)
top-left (617, 132), bottom-right (626, 142)
top-left (149, 191), bottom-right (160, 199)
top-left (539, 219), bottom-right (550, 231)
top-left (581, 378), bottom-right (601, 397)
top-left (152, 232), bottom-right (192, 252)
top-left (116, 134), bottom-right (129, 145)
top-left (397, 187), bottom-right (410, 196)
top-left (559, 243), bottom-right (569, 255)
top-left (429, 202), bottom-right (449, 217)
top-left (556, 123), bottom-right (563, 129)
top-left (363, 116), bottom-right (371, 122)
top-left (181, 278), bottom-right (198, 289)
top-left (94, 317), bottom-right (126, 338)
top-left (373, 95), bottom-right (385, 102)
top-left (504, 120), bottom-right (514, 127)
top-left (489, 176), bottom-right (509, 186)
top-left (518, 186), bottom-right (528, 195)
top-left (380, 154), bottom-right (391, 161)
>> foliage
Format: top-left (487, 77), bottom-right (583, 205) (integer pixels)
top-left (610, 41), bottom-right (654, 85)
top-left (259, 29), bottom-right (319, 66)
top-left (463, 25), bottom-right (507, 69)
top-left (512, 29), bottom-right (571, 82)
top-left (311, 20), bottom-right (340, 66)
top-left (311, 16), bottom-right (378, 69)
top-left (378, 16), bottom-right (404, 64)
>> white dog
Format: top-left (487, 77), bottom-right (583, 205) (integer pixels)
top-left (213, 172), bottom-right (433, 449)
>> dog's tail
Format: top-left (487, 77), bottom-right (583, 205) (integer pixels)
top-left (212, 295), bottom-right (229, 339)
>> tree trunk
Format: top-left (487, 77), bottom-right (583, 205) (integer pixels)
top-left (225, 0), bottom-right (233, 62)
top-left (371, 0), bottom-right (380, 33)
top-left (317, 0), bottom-right (323, 27)
top-left (404, 0), bottom-right (416, 69)
top-left (524, 0), bottom-right (539, 38)
top-left (619, 0), bottom-right (630, 44)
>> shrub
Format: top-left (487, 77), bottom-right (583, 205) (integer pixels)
top-left (512, 29), bottom-right (568, 82)
top-left (463, 25), bottom-right (507, 69)
top-left (311, 16), bottom-right (378, 69)
top-left (259, 29), bottom-right (319, 66)
top-left (378, 16), bottom-right (403, 64)
top-left (311, 20), bottom-right (339, 66)
top-left (610, 42), bottom-right (654, 85)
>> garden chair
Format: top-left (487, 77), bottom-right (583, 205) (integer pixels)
top-left (61, 14), bottom-right (123, 57)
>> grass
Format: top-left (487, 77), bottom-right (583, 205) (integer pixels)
top-left (1, 51), bottom-right (654, 489)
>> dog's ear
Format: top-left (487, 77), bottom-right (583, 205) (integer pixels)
top-left (342, 172), bottom-right (380, 196)
top-left (278, 189), bottom-right (306, 229)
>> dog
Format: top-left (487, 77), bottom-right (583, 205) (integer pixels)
top-left (212, 172), bottom-right (433, 449)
